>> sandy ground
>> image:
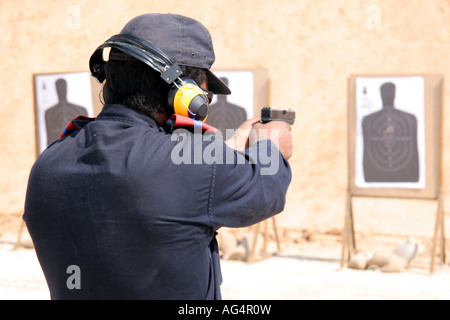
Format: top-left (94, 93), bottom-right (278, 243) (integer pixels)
top-left (1, 213), bottom-right (450, 300)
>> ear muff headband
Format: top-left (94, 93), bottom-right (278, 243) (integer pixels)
top-left (89, 34), bottom-right (209, 121)
top-left (89, 34), bottom-right (176, 83)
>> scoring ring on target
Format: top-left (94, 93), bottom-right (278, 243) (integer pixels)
top-left (365, 111), bottom-right (414, 172)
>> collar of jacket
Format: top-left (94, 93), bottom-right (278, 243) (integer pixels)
top-left (96, 104), bottom-right (160, 128)
top-left (59, 104), bottom-right (218, 140)
top-left (58, 104), bottom-right (162, 140)
top-left (97, 104), bottom-right (217, 135)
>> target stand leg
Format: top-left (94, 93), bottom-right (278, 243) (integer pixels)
top-left (430, 193), bottom-right (445, 274)
top-left (341, 191), bottom-right (356, 268)
top-left (247, 217), bottom-right (281, 263)
top-left (13, 220), bottom-right (26, 250)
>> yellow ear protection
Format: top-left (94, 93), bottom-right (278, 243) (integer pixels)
top-left (89, 34), bottom-right (210, 121)
top-left (168, 78), bottom-right (209, 120)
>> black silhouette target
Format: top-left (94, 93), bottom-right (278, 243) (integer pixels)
top-left (206, 77), bottom-right (248, 139)
top-left (34, 72), bottom-right (95, 154)
top-left (362, 82), bottom-right (419, 183)
top-left (207, 103), bottom-right (247, 136)
top-left (366, 110), bottom-right (415, 172)
top-left (45, 79), bottom-right (89, 145)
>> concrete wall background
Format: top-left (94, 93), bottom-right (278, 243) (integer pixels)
top-left (1, 0), bottom-right (450, 236)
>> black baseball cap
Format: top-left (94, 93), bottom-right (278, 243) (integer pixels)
top-left (119, 13), bottom-right (231, 95)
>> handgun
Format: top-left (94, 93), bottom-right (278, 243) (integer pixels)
top-left (261, 107), bottom-right (296, 125)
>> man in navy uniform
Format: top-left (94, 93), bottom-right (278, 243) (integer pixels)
top-left (24, 13), bottom-right (292, 300)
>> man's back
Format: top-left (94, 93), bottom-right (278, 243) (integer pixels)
top-left (24, 104), bottom-right (291, 299)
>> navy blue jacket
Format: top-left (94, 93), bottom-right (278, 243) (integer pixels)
top-left (24, 104), bottom-right (291, 300)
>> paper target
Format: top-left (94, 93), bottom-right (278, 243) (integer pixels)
top-left (355, 77), bottom-right (425, 189)
top-left (34, 72), bottom-right (94, 154)
top-left (205, 71), bottom-right (254, 139)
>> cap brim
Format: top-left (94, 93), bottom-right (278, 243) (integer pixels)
top-left (207, 70), bottom-right (231, 95)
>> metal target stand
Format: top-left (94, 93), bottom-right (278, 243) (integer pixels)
top-left (342, 74), bottom-right (446, 274)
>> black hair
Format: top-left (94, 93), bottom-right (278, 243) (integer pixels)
top-left (103, 48), bottom-right (208, 117)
